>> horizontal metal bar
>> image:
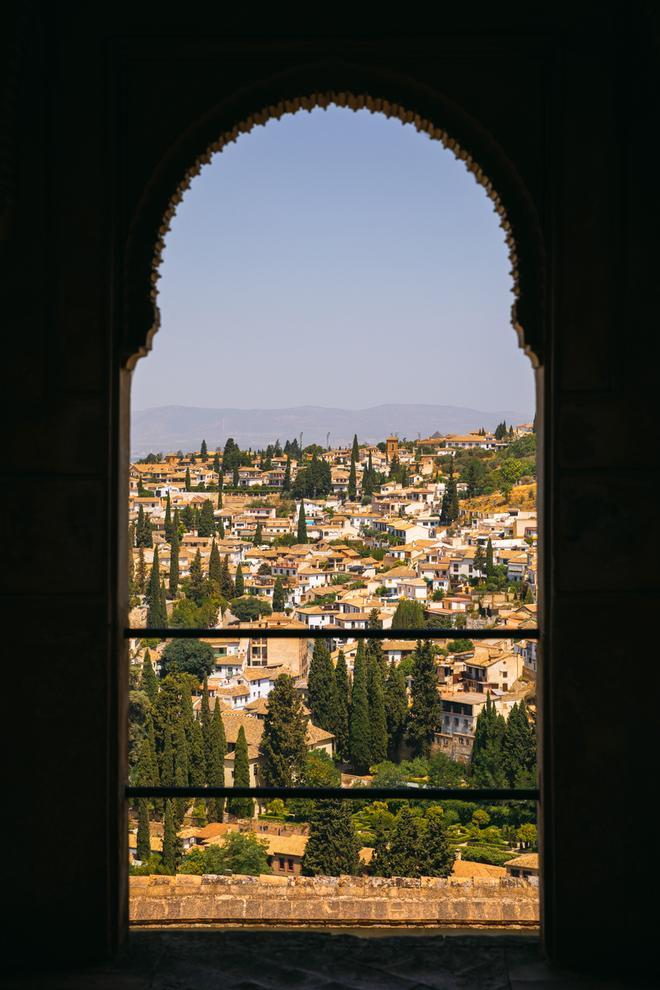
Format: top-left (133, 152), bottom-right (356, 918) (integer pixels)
top-left (126, 785), bottom-right (539, 802)
top-left (124, 627), bottom-right (539, 641)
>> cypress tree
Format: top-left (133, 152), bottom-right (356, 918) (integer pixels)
top-left (374, 806), bottom-right (422, 878)
top-left (185, 467), bottom-right (191, 491)
top-left (348, 641), bottom-right (371, 773)
top-left (160, 725), bottom-right (175, 788)
top-left (189, 717), bottom-right (206, 788)
top-left (333, 651), bottom-right (350, 762)
top-left (348, 455), bottom-right (357, 501)
top-left (212, 451), bottom-right (220, 476)
top-left (351, 434), bottom-right (359, 462)
top-left (363, 451), bottom-right (374, 498)
top-left (208, 700), bottom-right (227, 822)
top-left (260, 674), bottom-right (308, 787)
top-left (473, 543), bottom-right (486, 579)
top-left (208, 539), bottom-right (222, 594)
top-left (146, 715), bottom-right (160, 789)
top-left (307, 639), bottom-right (338, 735)
top-left (502, 699), bottom-right (536, 787)
top-left (188, 548), bottom-right (206, 605)
top-left (136, 546), bottom-right (147, 595)
top-left (405, 640), bottom-right (442, 757)
top-left (301, 800), bottom-right (360, 877)
top-left (485, 537), bottom-right (495, 577)
top-left (253, 523), bottom-right (263, 546)
top-left (200, 438), bottom-right (208, 459)
top-left (234, 563), bottom-right (245, 596)
top-left (384, 661), bottom-right (408, 760)
top-left (421, 807), bottom-right (454, 876)
top-left (136, 504), bottom-right (153, 548)
top-left (272, 576), bottom-right (285, 612)
top-left (367, 652), bottom-right (388, 765)
top-left (140, 649), bottom-right (158, 703)
top-left (146, 547), bottom-right (167, 626)
top-left (297, 500), bottom-right (308, 544)
top-left (232, 464), bottom-right (239, 488)
top-left (136, 799), bottom-right (151, 863)
top-left (164, 493), bottom-right (173, 543)
top-left (391, 599), bottom-right (425, 629)
top-left (160, 579), bottom-right (168, 627)
top-left (174, 720), bottom-right (189, 825)
top-left (162, 800), bottom-right (182, 874)
top-left (228, 725), bottom-right (254, 819)
top-left (220, 555), bottom-right (235, 600)
top-left (169, 525), bottom-right (180, 598)
top-left (282, 456), bottom-right (291, 492)
top-left (217, 517), bottom-right (225, 538)
top-left (198, 499), bottom-right (215, 537)
top-left (470, 693), bottom-right (507, 788)
top-left (200, 677), bottom-right (212, 776)
top-left (192, 505), bottom-right (201, 533)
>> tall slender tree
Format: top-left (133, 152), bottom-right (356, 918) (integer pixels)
top-left (146, 547), bottom-right (167, 626)
top-left (297, 500), bottom-right (308, 544)
top-left (208, 539), bottom-right (222, 594)
top-left (164, 493), bottom-right (173, 543)
top-left (367, 653), bottom-right (388, 765)
top-left (136, 799), bottom-right (151, 863)
top-left (200, 677), bottom-right (212, 776)
top-left (184, 467), bottom-right (191, 491)
top-left (470, 692), bottom-right (507, 787)
top-left (301, 800), bottom-right (360, 876)
top-left (188, 548), bottom-right (206, 605)
top-left (260, 674), bottom-right (308, 787)
top-left (307, 639), bottom-right (338, 735)
top-left (384, 661), bottom-right (408, 760)
top-left (405, 640), bottom-right (442, 757)
top-left (272, 576), bottom-right (285, 612)
top-left (333, 651), bottom-right (350, 762)
top-left (200, 438), bottom-right (208, 459)
top-left (234, 563), bottom-right (245, 596)
top-left (188, 718), bottom-right (206, 788)
top-left (228, 726), bottom-right (254, 819)
top-left (348, 454), bottom-right (357, 501)
top-left (485, 537), bottom-right (495, 577)
top-left (220, 555), bottom-right (235, 600)
top-left (135, 546), bottom-right (147, 596)
top-left (282, 456), bottom-right (291, 493)
top-left (162, 799), bottom-right (182, 874)
top-left (253, 523), bottom-right (263, 546)
top-left (502, 699), bottom-right (536, 787)
top-left (198, 499), bottom-right (216, 537)
top-left (348, 641), bottom-right (371, 773)
top-left (140, 649), bottom-right (158, 703)
top-left (168, 513), bottom-right (180, 595)
top-left (174, 720), bottom-right (189, 825)
top-left (208, 700), bottom-right (227, 822)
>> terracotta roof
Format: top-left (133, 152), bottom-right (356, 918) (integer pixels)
top-left (452, 859), bottom-right (507, 878)
top-left (504, 852), bottom-right (539, 869)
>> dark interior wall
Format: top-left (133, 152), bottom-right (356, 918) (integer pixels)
top-left (1, 3), bottom-right (657, 975)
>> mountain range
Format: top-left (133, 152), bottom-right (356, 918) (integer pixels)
top-left (131, 403), bottom-right (532, 457)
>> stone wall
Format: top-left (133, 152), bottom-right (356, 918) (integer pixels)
top-left (130, 874), bottom-right (539, 927)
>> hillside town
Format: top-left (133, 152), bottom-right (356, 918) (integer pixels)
top-left (128, 426), bottom-right (538, 884)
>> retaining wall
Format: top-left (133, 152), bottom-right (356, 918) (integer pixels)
top-left (130, 874), bottom-right (539, 927)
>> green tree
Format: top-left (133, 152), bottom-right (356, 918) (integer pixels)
top-left (307, 639), bottom-right (338, 736)
top-left (260, 674), bottom-right (308, 787)
top-left (427, 751), bottom-right (465, 787)
top-left (200, 677), bottom-right (212, 776)
top-left (198, 499), bottom-right (215, 537)
top-left (288, 749), bottom-right (341, 820)
top-left (485, 537), bottom-right (495, 577)
top-left (185, 467), bottom-right (191, 491)
top-left (208, 700), bottom-right (227, 822)
top-left (200, 438), bottom-right (208, 459)
top-left (140, 649), bottom-right (158, 703)
top-left (470, 693), bottom-right (507, 788)
top-left (208, 539), bottom-right (222, 594)
top-left (188, 717), bottom-right (206, 788)
top-left (348, 455), bottom-right (357, 501)
top-left (253, 523), bottom-right (263, 546)
top-left (372, 805), bottom-right (421, 878)
top-left (188, 548), bottom-right (206, 605)
top-left (164, 493), bottom-right (173, 543)
top-left (333, 650), bottom-right (350, 762)
top-left (473, 543), bottom-right (486, 578)
top-left (173, 719), bottom-right (189, 824)
top-left (168, 524), bottom-right (180, 598)
top-left (272, 576), bottom-right (285, 612)
top-left (234, 563), bottom-right (245, 596)
top-left (228, 725), bottom-right (254, 819)
top-left (180, 831), bottom-right (270, 876)
top-left (348, 641), bottom-right (371, 773)
top-left (160, 639), bottom-right (215, 680)
top-left (135, 546), bottom-right (147, 596)
top-left (384, 661), bottom-right (408, 760)
top-left (367, 653), bottom-right (388, 765)
top-left (391, 599), bottom-right (425, 629)
top-left (502, 700), bottom-right (536, 787)
top-left (220, 555), bottom-right (235, 600)
top-left (162, 799), bottom-right (182, 874)
top-left (282, 456), bottom-right (291, 493)
top-left (405, 640), bottom-right (442, 757)
top-left (136, 799), bottom-right (151, 863)
top-left (136, 504), bottom-right (153, 548)
top-left (297, 500), bottom-right (308, 543)
top-left (302, 800), bottom-right (360, 877)
top-left (229, 596), bottom-right (271, 622)
top-left (420, 807), bottom-right (454, 876)
top-left (146, 547), bottom-right (167, 627)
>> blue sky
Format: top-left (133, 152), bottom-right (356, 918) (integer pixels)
top-left (132, 106), bottom-right (534, 415)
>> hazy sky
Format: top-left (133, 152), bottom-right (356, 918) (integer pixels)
top-left (132, 106), bottom-right (534, 414)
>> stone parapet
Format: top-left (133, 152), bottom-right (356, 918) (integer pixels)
top-left (130, 874), bottom-right (539, 926)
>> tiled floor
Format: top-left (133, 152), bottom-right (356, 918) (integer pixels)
top-left (1, 931), bottom-right (648, 989)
